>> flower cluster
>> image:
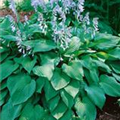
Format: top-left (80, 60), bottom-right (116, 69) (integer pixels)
top-left (31, 0), bottom-right (45, 11)
top-left (7, 0), bottom-right (99, 55)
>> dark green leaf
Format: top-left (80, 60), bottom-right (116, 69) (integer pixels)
top-left (52, 101), bottom-right (67, 119)
top-left (19, 102), bottom-right (46, 120)
top-left (36, 77), bottom-right (45, 93)
top-left (22, 39), bottom-right (57, 53)
top-left (85, 85), bottom-right (106, 109)
top-left (48, 95), bottom-right (60, 111)
top-left (0, 60), bottom-right (19, 82)
top-left (7, 73), bottom-right (36, 105)
top-left (61, 90), bottom-right (74, 108)
top-left (44, 81), bottom-right (58, 101)
top-left (0, 99), bottom-right (22, 120)
top-left (108, 48), bottom-right (120, 59)
top-left (60, 110), bottom-right (72, 120)
top-left (99, 75), bottom-right (120, 97)
top-left (0, 89), bottom-right (8, 101)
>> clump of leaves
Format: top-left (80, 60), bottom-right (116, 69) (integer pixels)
top-left (0, 0), bottom-right (120, 120)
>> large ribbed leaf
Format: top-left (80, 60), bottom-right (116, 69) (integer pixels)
top-left (33, 63), bottom-right (54, 80)
top-left (19, 102), bottom-right (46, 120)
top-left (93, 33), bottom-right (120, 50)
top-left (44, 81), bottom-right (58, 101)
top-left (48, 95), bottom-right (60, 111)
top-left (85, 85), bottom-right (106, 109)
top-left (64, 80), bottom-right (80, 98)
top-left (51, 68), bottom-right (71, 90)
top-left (60, 90), bottom-right (74, 108)
top-left (14, 56), bottom-right (37, 73)
top-left (0, 60), bottom-right (19, 82)
top-left (62, 60), bottom-right (83, 81)
top-left (0, 100), bottom-right (22, 120)
top-left (7, 73), bottom-right (36, 105)
top-left (22, 39), bottom-right (57, 53)
top-left (75, 97), bottom-right (96, 120)
top-left (52, 101), bottom-right (67, 119)
top-left (99, 75), bottom-right (120, 97)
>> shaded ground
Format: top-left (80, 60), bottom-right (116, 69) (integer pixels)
top-left (96, 97), bottom-right (120, 120)
top-left (0, 8), bottom-right (120, 120)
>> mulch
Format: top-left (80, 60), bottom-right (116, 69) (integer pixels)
top-left (0, 8), bottom-right (120, 120)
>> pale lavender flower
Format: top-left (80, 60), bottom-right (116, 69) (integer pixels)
top-left (37, 13), bottom-right (48, 34)
top-left (24, 15), bottom-right (28, 22)
top-left (83, 12), bottom-right (90, 25)
top-left (9, 0), bottom-right (17, 17)
top-left (52, 21), bottom-right (72, 50)
top-left (31, 0), bottom-right (45, 11)
top-left (62, 0), bottom-right (73, 13)
top-left (50, 0), bottom-right (58, 5)
top-left (93, 17), bottom-right (99, 31)
top-left (78, 0), bottom-right (85, 13)
top-left (11, 25), bottom-right (16, 32)
top-left (53, 4), bottom-right (66, 22)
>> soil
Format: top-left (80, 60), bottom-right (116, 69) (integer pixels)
top-left (0, 8), bottom-right (120, 120)
top-left (0, 9), bottom-right (33, 22)
top-left (96, 96), bottom-right (120, 120)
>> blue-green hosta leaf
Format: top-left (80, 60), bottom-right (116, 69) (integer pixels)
top-left (0, 52), bottom-right (10, 62)
top-left (44, 81), bottom-right (58, 101)
top-left (52, 101), bottom-right (67, 119)
top-left (108, 48), bottom-right (120, 59)
top-left (0, 81), bottom-right (7, 91)
top-left (22, 39), bottom-right (57, 53)
top-left (74, 97), bottom-right (96, 120)
top-left (40, 52), bottom-right (60, 66)
top-left (19, 102), bottom-right (46, 120)
top-left (93, 33), bottom-right (120, 50)
top-left (0, 99), bottom-right (22, 120)
top-left (109, 61), bottom-right (120, 74)
top-left (33, 63), bottom-right (54, 80)
top-left (85, 85), bottom-right (106, 109)
top-left (7, 73), bottom-right (36, 105)
top-left (61, 90), bottom-right (74, 109)
top-left (0, 89), bottom-right (8, 101)
top-left (60, 110), bottom-right (72, 120)
top-left (48, 95), bottom-right (60, 111)
top-left (0, 60), bottom-right (19, 82)
top-left (0, 46), bottom-right (9, 53)
top-left (93, 59), bottom-right (111, 73)
top-left (0, 99), bottom-right (5, 106)
top-left (51, 68), bottom-right (71, 90)
top-left (64, 80), bottom-right (80, 98)
top-left (112, 73), bottom-right (120, 82)
top-left (65, 37), bottom-right (81, 55)
top-left (0, 35), bottom-right (19, 41)
top-left (99, 75), bottom-right (120, 97)
top-left (89, 68), bottom-right (99, 83)
top-left (14, 56), bottom-right (37, 73)
top-left (36, 77), bottom-right (45, 93)
top-left (62, 60), bottom-right (83, 81)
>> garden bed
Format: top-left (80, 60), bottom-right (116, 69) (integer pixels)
top-left (1, 9), bottom-right (120, 120)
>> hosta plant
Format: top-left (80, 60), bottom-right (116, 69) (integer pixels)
top-left (0, 0), bottom-right (120, 120)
